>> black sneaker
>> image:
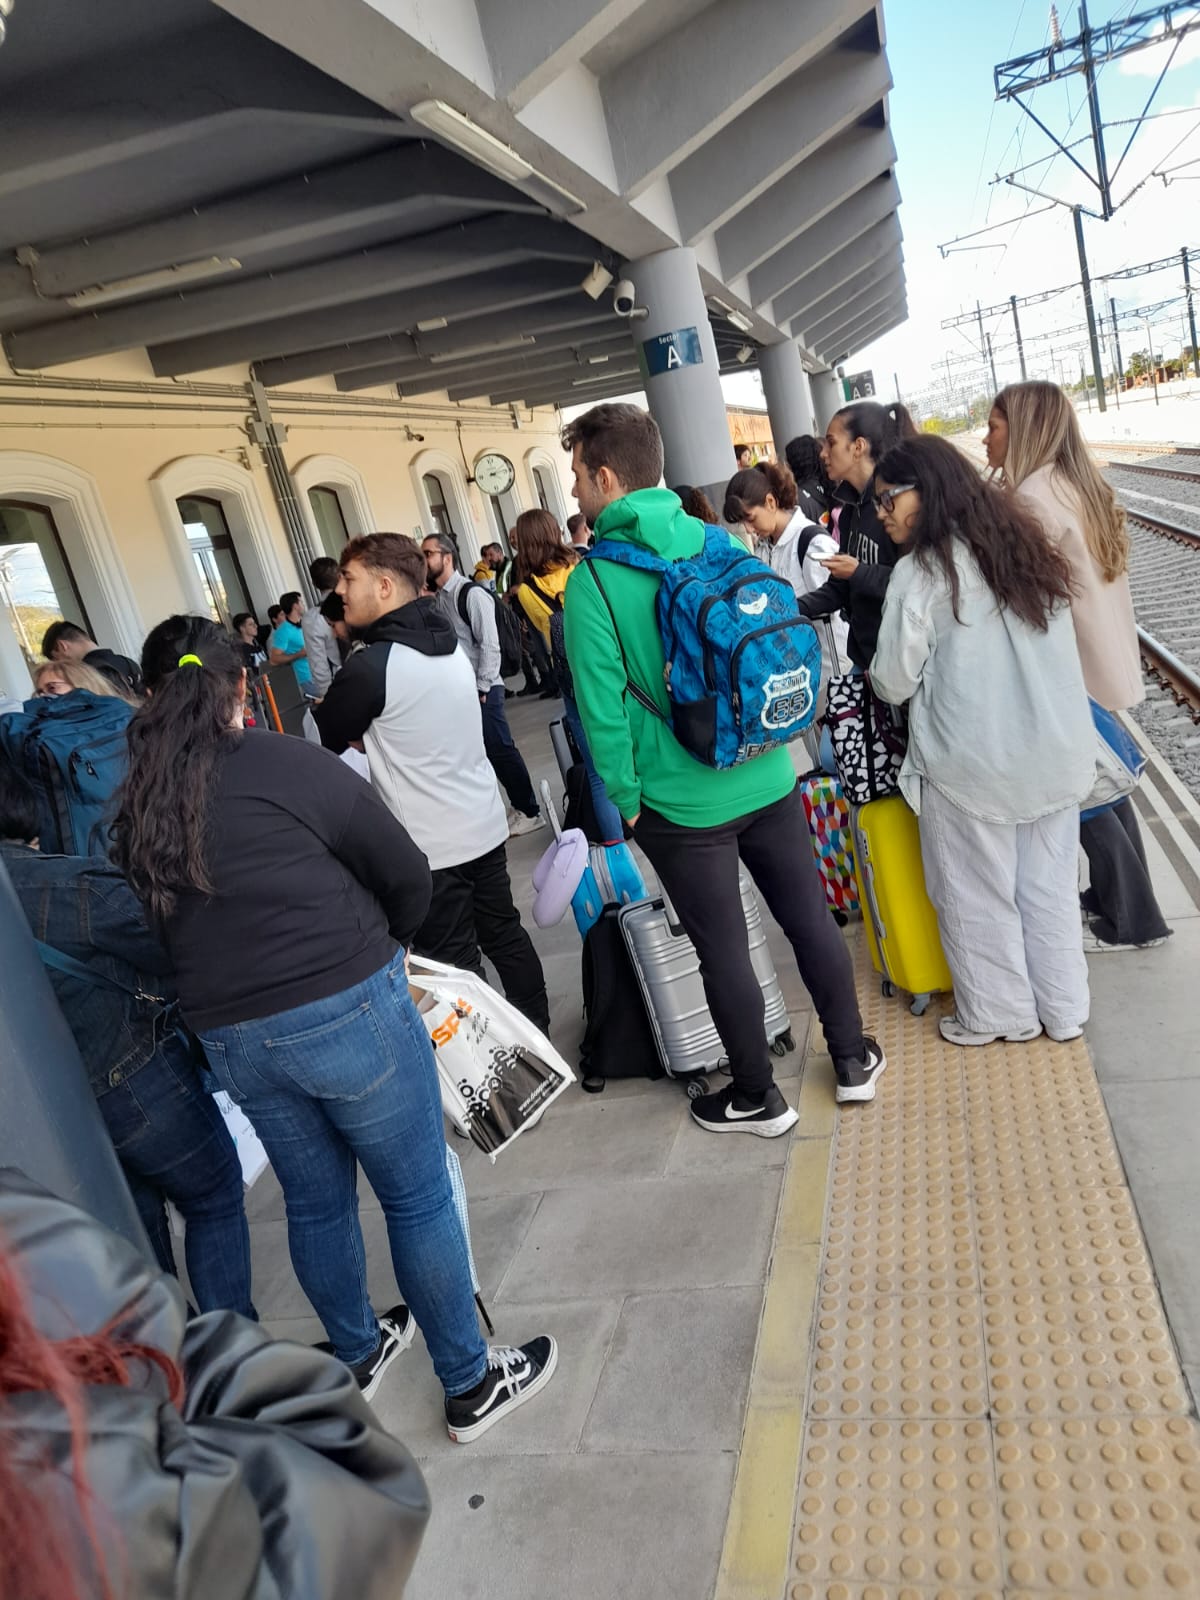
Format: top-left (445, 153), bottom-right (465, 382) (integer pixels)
top-left (834, 1036), bottom-right (887, 1104)
top-left (444, 1337), bottom-right (558, 1444)
top-left (314, 1304), bottom-right (416, 1400)
top-left (689, 1081), bottom-right (798, 1138)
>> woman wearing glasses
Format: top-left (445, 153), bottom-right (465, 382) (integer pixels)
top-left (986, 381), bottom-right (1170, 954)
top-left (869, 434), bottom-right (1095, 1049)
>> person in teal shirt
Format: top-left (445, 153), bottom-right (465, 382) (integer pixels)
top-left (269, 591), bottom-right (313, 692)
top-left (562, 403), bottom-right (885, 1132)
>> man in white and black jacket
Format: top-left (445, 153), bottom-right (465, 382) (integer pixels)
top-left (313, 533), bottom-right (550, 1032)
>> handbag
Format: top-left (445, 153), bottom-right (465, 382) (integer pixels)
top-left (407, 955), bottom-right (576, 1159)
top-left (1081, 699), bottom-right (1146, 821)
top-left (823, 672), bottom-right (907, 805)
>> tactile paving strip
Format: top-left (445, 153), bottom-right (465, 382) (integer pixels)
top-left (788, 940), bottom-right (1200, 1600)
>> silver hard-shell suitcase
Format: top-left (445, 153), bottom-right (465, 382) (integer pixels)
top-left (617, 874), bottom-right (796, 1097)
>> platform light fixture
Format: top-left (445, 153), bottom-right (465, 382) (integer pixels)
top-left (410, 101), bottom-right (533, 183)
top-left (415, 316), bottom-right (448, 332)
top-left (735, 344), bottom-right (754, 364)
top-left (61, 256), bottom-right (242, 308)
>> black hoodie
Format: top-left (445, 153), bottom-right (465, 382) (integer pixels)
top-left (313, 597), bottom-right (456, 755)
top-left (795, 480), bottom-right (899, 668)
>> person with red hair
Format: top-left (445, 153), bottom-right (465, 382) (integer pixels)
top-left (0, 1171), bottom-right (430, 1600)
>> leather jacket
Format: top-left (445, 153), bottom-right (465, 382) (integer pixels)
top-left (0, 1172), bottom-right (430, 1598)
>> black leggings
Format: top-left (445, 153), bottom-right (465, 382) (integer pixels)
top-left (632, 785), bottom-right (866, 1095)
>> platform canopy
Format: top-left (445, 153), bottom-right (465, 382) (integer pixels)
top-left (0, 0), bottom-right (906, 404)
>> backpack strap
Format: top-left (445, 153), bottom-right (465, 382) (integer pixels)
top-left (35, 940), bottom-right (167, 1005)
top-left (584, 561), bottom-right (667, 725)
top-left (525, 575), bottom-right (563, 613)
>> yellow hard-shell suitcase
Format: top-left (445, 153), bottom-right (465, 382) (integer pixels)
top-left (851, 794), bottom-right (953, 1016)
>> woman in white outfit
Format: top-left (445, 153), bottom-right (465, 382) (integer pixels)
top-left (986, 381), bottom-right (1171, 954)
top-left (869, 434), bottom-right (1095, 1048)
top-left (724, 461), bottom-right (851, 710)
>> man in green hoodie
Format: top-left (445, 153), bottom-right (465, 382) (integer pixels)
top-left (562, 403), bottom-right (885, 1134)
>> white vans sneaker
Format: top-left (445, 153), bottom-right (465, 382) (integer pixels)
top-left (508, 811), bottom-right (546, 838)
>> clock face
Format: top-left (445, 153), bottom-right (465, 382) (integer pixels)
top-left (475, 452), bottom-right (515, 496)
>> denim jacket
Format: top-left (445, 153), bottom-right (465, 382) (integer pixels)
top-left (0, 841), bottom-right (176, 1095)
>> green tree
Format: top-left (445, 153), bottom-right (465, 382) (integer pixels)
top-left (1127, 349), bottom-right (1149, 379)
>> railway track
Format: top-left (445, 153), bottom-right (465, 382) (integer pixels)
top-left (1138, 628), bottom-right (1200, 721)
top-left (1125, 508), bottom-right (1200, 552)
top-left (1109, 459), bottom-right (1200, 485)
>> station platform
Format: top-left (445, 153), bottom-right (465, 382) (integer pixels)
top-left (242, 697), bottom-right (1200, 1600)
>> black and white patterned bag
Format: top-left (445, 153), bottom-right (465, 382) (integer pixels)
top-left (824, 673), bottom-right (907, 805)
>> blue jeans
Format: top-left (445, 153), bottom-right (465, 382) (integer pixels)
top-left (481, 685), bottom-right (539, 816)
top-left (199, 954), bottom-right (488, 1395)
top-left (562, 692), bottom-right (625, 844)
top-left (103, 1030), bottom-right (255, 1318)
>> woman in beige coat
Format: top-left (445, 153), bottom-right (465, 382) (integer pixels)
top-left (986, 381), bottom-right (1171, 952)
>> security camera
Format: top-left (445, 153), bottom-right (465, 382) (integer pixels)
top-left (613, 279), bottom-right (638, 317)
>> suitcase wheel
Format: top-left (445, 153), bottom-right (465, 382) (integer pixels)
top-left (771, 1029), bottom-right (796, 1057)
top-left (910, 993), bottom-right (932, 1018)
top-left (881, 979), bottom-right (898, 999)
top-left (683, 1075), bottom-right (710, 1100)
top-left (832, 909), bottom-right (849, 927)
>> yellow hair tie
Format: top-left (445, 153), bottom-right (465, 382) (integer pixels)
top-left (177, 653), bottom-right (203, 668)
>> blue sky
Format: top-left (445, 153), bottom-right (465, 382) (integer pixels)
top-left (716, 2), bottom-right (1200, 416)
top-left (854, 0), bottom-right (1200, 407)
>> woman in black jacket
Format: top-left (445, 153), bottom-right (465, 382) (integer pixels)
top-left (796, 400), bottom-right (917, 667)
top-left (0, 1172), bottom-right (429, 1600)
top-left (111, 617), bottom-right (555, 1442)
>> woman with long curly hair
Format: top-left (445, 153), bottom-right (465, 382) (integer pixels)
top-left (987, 380), bottom-right (1170, 953)
top-left (110, 615), bottom-right (555, 1437)
top-left (510, 508), bottom-right (625, 843)
top-left (870, 434), bottom-right (1095, 1048)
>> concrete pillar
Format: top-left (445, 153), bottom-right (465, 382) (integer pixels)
top-left (625, 246), bottom-right (734, 506)
top-left (758, 340), bottom-right (816, 451)
top-left (0, 862), bottom-right (150, 1254)
top-left (811, 369), bottom-right (846, 432)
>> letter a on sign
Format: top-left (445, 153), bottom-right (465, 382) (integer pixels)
top-left (666, 344), bottom-right (682, 369)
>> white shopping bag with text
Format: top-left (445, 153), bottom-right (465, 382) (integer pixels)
top-left (408, 955), bottom-right (575, 1161)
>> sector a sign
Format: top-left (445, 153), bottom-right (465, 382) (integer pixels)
top-left (842, 369), bottom-right (875, 401)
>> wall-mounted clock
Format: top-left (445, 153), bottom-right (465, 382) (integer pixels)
top-left (475, 452), bottom-right (516, 496)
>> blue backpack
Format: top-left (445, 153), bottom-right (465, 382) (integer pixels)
top-left (586, 525), bottom-right (821, 769)
top-left (0, 690), bottom-right (133, 855)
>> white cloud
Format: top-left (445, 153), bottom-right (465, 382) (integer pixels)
top-left (1119, 19), bottom-right (1200, 76)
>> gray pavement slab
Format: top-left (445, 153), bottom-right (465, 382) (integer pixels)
top-left (403, 1451), bottom-right (736, 1600)
top-left (1086, 914), bottom-right (1200, 1083)
top-left (497, 1169), bottom-right (784, 1302)
top-left (581, 1285), bottom-right (763, 1454)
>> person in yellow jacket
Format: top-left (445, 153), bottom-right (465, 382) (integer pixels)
top-left (510, 509), bottom-right (624, 843)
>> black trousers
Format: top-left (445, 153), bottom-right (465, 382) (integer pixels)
top-left (1080, 798), bottom-right (1170, 945)
top-left (632, 785), bottom-right (866, 1096)
top-left (415, 842), bottom-right (550, 1032)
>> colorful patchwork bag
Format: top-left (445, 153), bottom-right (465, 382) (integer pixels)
top-left (798, 771), bottom-right (860, 918)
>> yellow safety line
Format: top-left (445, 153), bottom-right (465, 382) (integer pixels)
top-left (714, 1031), bottom-right (835, 1600)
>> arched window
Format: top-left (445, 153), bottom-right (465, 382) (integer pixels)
top-left (0, 500), bottom-right (92, 668)
top-left (524, 448), bottom-right (569, 526)
top-left (307, 485), bottom-right (351, 554)
top-left (177, 496), bottom-right (254, 628)
top-left (423, 472), bottom-right (460, 555)
top-left (151, 456), bottom-right (286, 625)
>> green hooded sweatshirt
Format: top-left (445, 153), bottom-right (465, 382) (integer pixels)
top-left (562, 487), bottom-right (796, 827)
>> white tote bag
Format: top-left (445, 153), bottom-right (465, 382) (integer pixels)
top-left (407, 955), bottom-right (575, 1161)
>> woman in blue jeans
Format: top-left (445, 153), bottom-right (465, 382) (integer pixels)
top-left (0, 758), bottom-right (252, 1315)
top-left (112, 616), bottom-right (556, 1439)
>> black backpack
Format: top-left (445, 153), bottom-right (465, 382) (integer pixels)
top-left (457, 582), bottom-right (524, 678)
top-left (524, 576), bottom-right (574, 701)
top-left (579, 906), bottom-right (664, 1092)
